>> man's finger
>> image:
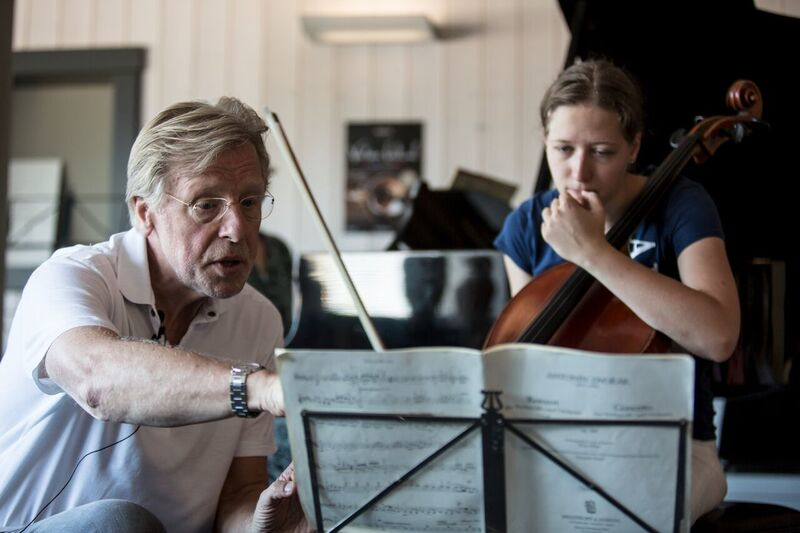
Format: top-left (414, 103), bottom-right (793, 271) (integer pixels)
top-left (277, 462), bottom-right (296, 482)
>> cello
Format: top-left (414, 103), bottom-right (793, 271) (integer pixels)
top-left (484, 80), bottom-right (764, 353)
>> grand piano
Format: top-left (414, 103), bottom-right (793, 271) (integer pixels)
top-left (287, 171), bottom-right (514, 351)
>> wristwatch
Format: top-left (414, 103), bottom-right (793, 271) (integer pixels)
top-left (230, 362), bottom-right (263, 418)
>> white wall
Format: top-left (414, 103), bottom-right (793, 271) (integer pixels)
top-left (13, 0), bottom-right (799, 254)
top-left (12, 0), bottom-right (569, 253)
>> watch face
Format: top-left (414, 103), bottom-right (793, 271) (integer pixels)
top-left (232, 362), bottom-right (262, 373)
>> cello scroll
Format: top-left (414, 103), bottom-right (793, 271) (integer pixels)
top-left (691, 80), bottom-right (764, 164)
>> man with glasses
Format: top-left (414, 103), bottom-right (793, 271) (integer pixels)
top-left (0, 98), bottom-right (311, 532)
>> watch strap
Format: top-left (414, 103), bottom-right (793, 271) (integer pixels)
top-left (230, 363), bottom-right (262, 418)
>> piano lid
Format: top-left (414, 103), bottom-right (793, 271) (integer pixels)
top-left (388, 169), bottom-right (515, 251)
top-left (545, 0), bottom-right (800, 263)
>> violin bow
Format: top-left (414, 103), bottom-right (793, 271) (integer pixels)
top-left (263, 108), bottom-right (386, 352)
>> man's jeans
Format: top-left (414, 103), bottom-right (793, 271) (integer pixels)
top-left (23, 499), bottom-right (165, 533)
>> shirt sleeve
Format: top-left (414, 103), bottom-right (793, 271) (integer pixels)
top-left (664, 178), bottom-right (725, 257)
top-left (15, 253), bottom-right (119, 394)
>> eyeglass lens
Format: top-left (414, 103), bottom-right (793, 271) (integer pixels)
top-left (191, 195), bottom-right (274, 223)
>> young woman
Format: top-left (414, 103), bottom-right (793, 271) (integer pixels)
top-left (494, 58), bottom-right (740, 523)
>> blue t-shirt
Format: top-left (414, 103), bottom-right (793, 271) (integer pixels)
top-left (494, 176), bottom-right (724, 440)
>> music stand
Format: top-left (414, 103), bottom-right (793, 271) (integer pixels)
top-left (300, 390), bottom-right (689, 533)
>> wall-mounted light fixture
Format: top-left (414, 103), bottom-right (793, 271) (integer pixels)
top-left (301, 15), bottom-right (438, 45)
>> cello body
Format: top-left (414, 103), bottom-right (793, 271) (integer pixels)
top-left (484, 262), bottom-right (671, 353)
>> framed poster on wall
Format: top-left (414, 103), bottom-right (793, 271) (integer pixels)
top-left (346, 122), bottom-right (422, 231)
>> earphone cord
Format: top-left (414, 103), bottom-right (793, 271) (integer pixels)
top-left (16, 425), bottom-right (141, 533)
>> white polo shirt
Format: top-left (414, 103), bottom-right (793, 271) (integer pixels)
top-left (0, 228), bottom-right (280, 532)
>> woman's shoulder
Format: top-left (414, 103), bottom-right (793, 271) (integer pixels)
top-left (514, 188), bottom-right (558, 216)
top-left (533, 188), bottom-right (559, 205)
top-left (500, 188), bottom-right (559, 232)
top-left (640, 165), bottom-right (713, 206)
top-left (663, 175), bottom-right (717, 211)
top-left (656, 175), bottom-right (724, 245)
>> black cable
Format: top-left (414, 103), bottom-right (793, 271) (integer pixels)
top-left (14, 288), bottom-right (161, 530)
top-left (16, 425), bottom-right (141, 533)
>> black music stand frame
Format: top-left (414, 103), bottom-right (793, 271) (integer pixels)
top-left (301, 391), bottom-right (688, 533)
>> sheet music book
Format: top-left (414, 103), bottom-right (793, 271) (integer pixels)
top-left (276, 343), bottom-right (693, 532)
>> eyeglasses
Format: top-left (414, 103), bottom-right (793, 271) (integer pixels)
top-left (166, 192), bottom-right (275, 224)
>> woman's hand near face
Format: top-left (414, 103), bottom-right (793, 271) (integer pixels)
top-left (541, 190), bottom-right (608, 268)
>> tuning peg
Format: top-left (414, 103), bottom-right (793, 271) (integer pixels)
top-left (669, 128), bottom-right (687, 148)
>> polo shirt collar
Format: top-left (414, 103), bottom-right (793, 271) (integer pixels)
top-left (117, 229), bottom-right (154, 306)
